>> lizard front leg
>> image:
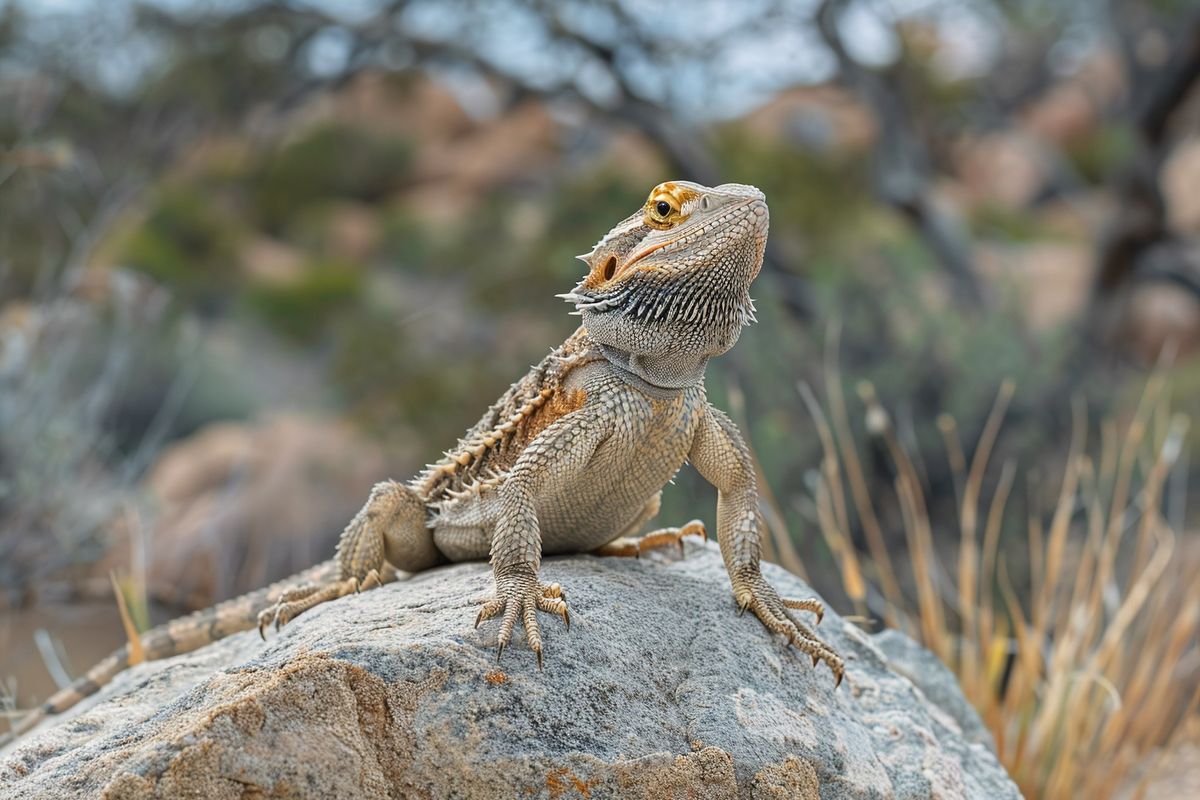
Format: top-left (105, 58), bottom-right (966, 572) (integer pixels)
top-left (690, 405), bottom-right (844, 686)
top-left (475, 410), bottom-right (609, 667)
top-left (258, 480), bottom-right (438, 634)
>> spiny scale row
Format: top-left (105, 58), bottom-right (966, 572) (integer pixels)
top-left (418, 387), bottom-right (555, 501)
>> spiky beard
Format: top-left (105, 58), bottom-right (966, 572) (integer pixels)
top-left (560, 271), bottom-right (757, 332)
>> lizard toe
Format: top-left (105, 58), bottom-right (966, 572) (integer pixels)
top-left (783, 597), bottom-right (825, 623)
top-left (257, 577), bottom-right (365, 638)
top-left (477, 568), bottom-right (570, 666)
top-left (475, 598), bottom-right (506, 629)
top-left (737, 573), bottom-right (844, 687)
top-left (537, 594), bottom-right (570, 630)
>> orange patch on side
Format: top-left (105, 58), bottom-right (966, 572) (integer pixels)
top-left (523, 387), bottom-right (588, 443)
top-left (483, 669), bottom-right (507, 685)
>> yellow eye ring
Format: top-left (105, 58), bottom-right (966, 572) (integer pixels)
top-left (645, 195), bottom-right (678, 228)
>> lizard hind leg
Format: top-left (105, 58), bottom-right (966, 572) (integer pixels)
top-left (360, 480), bottom-right (441, 574)
top-left (592, 493), bottom-right (707, 558)
top-left (259, 480), bottom-right (434, 635)
top-left (256, 573), bottom-right (382, 638)
top-left (593, 520), bottom-right (707, 558)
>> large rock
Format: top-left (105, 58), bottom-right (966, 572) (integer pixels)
top-left (1, 542), bottom-right (1020, 799)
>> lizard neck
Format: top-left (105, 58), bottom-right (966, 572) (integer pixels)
top-left (598, 343), bottom-right (706, 399)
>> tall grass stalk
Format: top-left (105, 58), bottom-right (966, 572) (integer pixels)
top-left (793, 360), bottom-right (1199, 799)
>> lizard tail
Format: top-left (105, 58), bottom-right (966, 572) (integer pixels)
top-left (2, 559), bottom-right (340, 746)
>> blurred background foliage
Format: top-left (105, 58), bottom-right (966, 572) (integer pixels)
top-left (2, 1), bottom-right (1200, 794)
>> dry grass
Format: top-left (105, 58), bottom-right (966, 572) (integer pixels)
top-left (780, 337), bottom-right (1200, 799)
top-left (0, 268), bottom-right (185, 604)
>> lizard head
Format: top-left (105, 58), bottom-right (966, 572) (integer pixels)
top-left (558, 181), bottom-right (769, 389)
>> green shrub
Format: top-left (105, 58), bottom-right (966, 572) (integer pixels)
top-left (243, 260), bottom-right (364, 342)
top-left (121, 186), bottom-right (242, 312)
top-left (251, 125), bottom-right (413, 232)
top-left (1065, 125), bottom-right (1135, 185)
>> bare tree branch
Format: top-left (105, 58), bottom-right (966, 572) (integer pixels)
top-left (1090, 5), bottom-right (1200, 317)
top-left (814, 0), bottom-right (983, 308)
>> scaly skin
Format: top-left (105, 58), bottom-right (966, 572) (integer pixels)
top-left (3, 181), bottom-right (842, 748)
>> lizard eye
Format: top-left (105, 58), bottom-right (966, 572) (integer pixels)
top-left (644, 191), bottom-right (679, 229)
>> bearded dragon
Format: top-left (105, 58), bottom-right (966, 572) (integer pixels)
top-left (3, 180), bottom-right (843, 747)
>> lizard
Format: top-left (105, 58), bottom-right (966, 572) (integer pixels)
top-left (2, 180), bottom-right (843, 747)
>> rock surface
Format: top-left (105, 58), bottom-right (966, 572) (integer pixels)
top-left (1, 542), bottom-right (1020, 799)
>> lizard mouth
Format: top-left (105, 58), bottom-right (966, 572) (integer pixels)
top-left (616, 237), bottom-right (678, 276)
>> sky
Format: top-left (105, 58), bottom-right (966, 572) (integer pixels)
top-left (1, 0), bottom-right (1098, 121)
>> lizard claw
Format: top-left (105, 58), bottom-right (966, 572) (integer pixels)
top-left (736, 574), bottom-right (844, 688)
top-left (475, 566), bottom-right (570, 666)
top-left (355, 570), bottom-right (383, 594)
top-left (257, 574), bottom-right (381, 639)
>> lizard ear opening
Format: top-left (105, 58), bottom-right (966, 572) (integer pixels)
top-left (602, 255), bottom-right (617, 281)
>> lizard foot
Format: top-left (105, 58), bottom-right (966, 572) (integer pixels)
top-left (475, 565), bottom-right (569, 669)
top-left (257, 570), bottom-right (383, 638)
top-left (735, 573), bottom-right (844, 687)
top-left (592, 520), bottom-right (707, 558)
